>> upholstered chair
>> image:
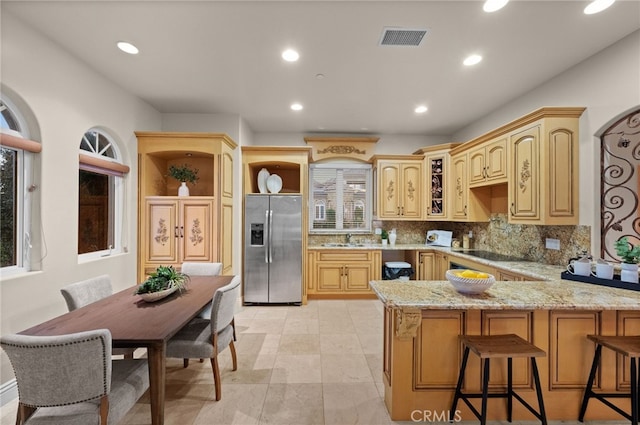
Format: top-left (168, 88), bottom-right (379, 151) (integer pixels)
top-left (0, 329), bottom-right (149, 425)
top-left (60, 275), bottom-right (137, 359)
top-left (166, 275), bottom-right (241, 401)
top-left (180, 262), bottom-right (223, 319)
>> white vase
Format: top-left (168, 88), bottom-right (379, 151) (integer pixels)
top-left (620, 262), bottom-right (638, 283)
top-left (178, 182), bottom-right (189, 196)
top-left (389, 233), bottom-right (397, 246)
top-left (257, 168), bottom-right (270, 194)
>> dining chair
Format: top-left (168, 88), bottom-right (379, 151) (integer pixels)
top-left (0, 329), bottom-right (149, 425)
top-left (166, 275), bottom-right (241, 401)
top-left (180, 262), bottom-right (223, 319)
top-left (60, 275), bottom-right (137, 359)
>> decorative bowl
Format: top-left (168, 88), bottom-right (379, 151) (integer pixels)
top-left (445, 270), bottom-right (495, 294)
top-left (257, 168), bottom-right (270, 194)
top-left (266, 174), bottom-right (283, 193)
top-left (137, 285), bottom-right (179, 302)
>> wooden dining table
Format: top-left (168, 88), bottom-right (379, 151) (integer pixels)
top-left (19, 274), bottom-right (234, 425)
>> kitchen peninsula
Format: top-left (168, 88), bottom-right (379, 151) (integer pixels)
top-left (370, 277), bottom-right (640, 422)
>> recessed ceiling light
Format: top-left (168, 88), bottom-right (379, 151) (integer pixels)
top-left (117, 41), bottom-right (139, 55)
top-left (463, 54), bottom-right (483, 66)
top-left (584, 0), bottom-right (615, 14)
top-left (315, 73), bottom-right (325, 80)
top-left (290, 103), bottom-right (303, 111)
top-left (415, 105), bottom-right (428, 114)
top-left (483, 0), bottom-right (509, 12)
top-left (282, 49), bottom-right (300, 62)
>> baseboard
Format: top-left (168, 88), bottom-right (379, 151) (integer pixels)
top-left (0, 378), bottom-right (17, 407)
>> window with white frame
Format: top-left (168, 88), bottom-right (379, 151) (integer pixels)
top-left (78, 129), bottom-right (128, 258)
top-left (0, 98), bottom-right (37, 273)
top-left (309, 163), bottom-right (371, 233)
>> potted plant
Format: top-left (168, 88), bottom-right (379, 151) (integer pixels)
top-left (614, 236), bottom-right (640, 283)
top-left (381, 229), bottom-right (388, 246)
top-left (167, 164), bottom-right (199, 196)
top-left (135, 265), bottom-right (190, 301)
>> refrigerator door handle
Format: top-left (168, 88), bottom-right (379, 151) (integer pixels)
top-left (268, 209), bottom-right (274, 263)
top-left (264, 209), bottom-right (269, 264)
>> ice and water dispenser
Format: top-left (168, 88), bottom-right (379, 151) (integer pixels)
top-left (250, 223), bottom-right (264, 246)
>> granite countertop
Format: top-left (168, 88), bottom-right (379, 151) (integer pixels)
top-left (369, 279), bottom-right (640, 311)
top-left (307, 244), bottom-right (564, 281)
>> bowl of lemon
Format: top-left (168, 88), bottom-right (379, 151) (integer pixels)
top-left (445, 269), bottom-right (495, 294)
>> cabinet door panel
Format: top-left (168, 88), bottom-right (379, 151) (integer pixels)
top-left (345, 263), bottom-right (372, 291)
top-left (548, 129), bottom-right (575, 217)
top-left (549, 311), bottom-right (599, 389)
top-left (485, 138), bottom-right (507, 182)
top-left (482, 311), bottom-right (533, 389)
top-left (617, 311), bottom-right (640, 390)
top-left (316, 263), bottom-right (344, 291)
top-left (510, 126), bottom-right (539, 220)
top-left (468, 148), bottom-right (486, 186)
top-left (380, 164), bottom-right (400, 217)
top-left (401, 163), bottom-right (422, 218)
top-left (181, 200), bottom-right (213, 262)
top-left (426, 155), bottom-right (446, 219)
top-left (146, 200), bottom-right (178, 263)
top-left (415, 310), bottom-right (465, 389)
top-left (452, 155), bottom-right (467, 220)
top-left (418, 252), bottom-right (435, 280)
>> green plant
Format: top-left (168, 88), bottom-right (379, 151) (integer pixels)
top-left (135, 265), bottom-right (190, 294)
top-left (614, 236), bottom-right (640, 264)
top-left (380, 229), bottom-right (388, 240)
top-left (167, 164), bottom-right (199, 184)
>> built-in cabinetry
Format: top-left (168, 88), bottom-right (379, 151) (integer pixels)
top-left (136, 132), bottom-right (236, 281)
top-left (241, 146), bottom-right (311, 304)
top-left (450, 152), bottom-right (491, 222)
top-left (372, 155), bottom-right (424, 220)
top-left (414, 143), bottom-right (461, 221)
top-left (509, 111), bottom-right (583, 224)
top-left (307, 249), bottom-right (381, 298)
top-left (468, 137), bottom-right (508, 187)
top-left (448, 107), bottom-right (584, 225)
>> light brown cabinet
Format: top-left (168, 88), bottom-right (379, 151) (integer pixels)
top-left (414, 143), bottom-right (461, 221)
top-left (468, 137), bottom-right (508, 187)
top-left (136, 132), bottom-right (236, 281)
top-left (144, 197), bottom-right (214, 272)
top-left (373, 156), bottom-right (424, 220)
top-left (307, 249), bottom-right (381, 298)
top-left (416, 252), bottom-right (435, 280)
top-left (509, 111), bottom-right (582, 224)
top-left (450, 152), bottom-right (491, 222)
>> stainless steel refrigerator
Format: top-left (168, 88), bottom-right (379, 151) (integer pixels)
top-left (244, 194), bottom-right (302, 304)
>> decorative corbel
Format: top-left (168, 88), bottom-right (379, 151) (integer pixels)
top-left (395, 307), bottom-right (422, 339)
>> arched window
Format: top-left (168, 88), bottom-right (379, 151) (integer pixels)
top-left (78, 129), bottom-right (129, 258)
top-left (315, 200), bottom-right (326, 221)
top-left (0, 96), bottom-right (40, 273)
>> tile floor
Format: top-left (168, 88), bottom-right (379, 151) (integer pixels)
top-left (0, 299), bottom-right (630, 424)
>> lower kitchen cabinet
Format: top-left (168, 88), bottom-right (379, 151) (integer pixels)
top-left (307, 249), bottom-right (381, 298)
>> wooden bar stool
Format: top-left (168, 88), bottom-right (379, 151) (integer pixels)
top-left (450, 334), bottom-right (547, 425)
top-left (579, 335), bottom-right (640, 425)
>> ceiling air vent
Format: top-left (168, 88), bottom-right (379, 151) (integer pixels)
top-left (379, 27), bottom-right (427, 47)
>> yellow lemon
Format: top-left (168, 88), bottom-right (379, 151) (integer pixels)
top-left (476, 272), bottom-right (490, 279)
top-left (460, 270), bottom-right (477, 278)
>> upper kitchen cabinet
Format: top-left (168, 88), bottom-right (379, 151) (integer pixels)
top-left (450, 151), bottom-right (491, 222)
top-left (372, 155), bottom-right (424, 220)
top-left (414, 143), bottom-right (461, 221)
top-left (241, 146), bottom-right (312, 195)
top-left (135, 132), bottom-right (236, 281)
top-left (467, 137), bottom-right (508, 187)
top-left (508, 108), bottom-right (584, 224)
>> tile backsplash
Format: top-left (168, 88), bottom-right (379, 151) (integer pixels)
top-left (309, 214), bottom-right (591, 266)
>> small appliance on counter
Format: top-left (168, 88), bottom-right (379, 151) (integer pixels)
top-left (426, 230), bottom-right (453, 247)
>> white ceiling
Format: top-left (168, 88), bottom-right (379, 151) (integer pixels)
top-left (4, 1), bottom-right (640, 136)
